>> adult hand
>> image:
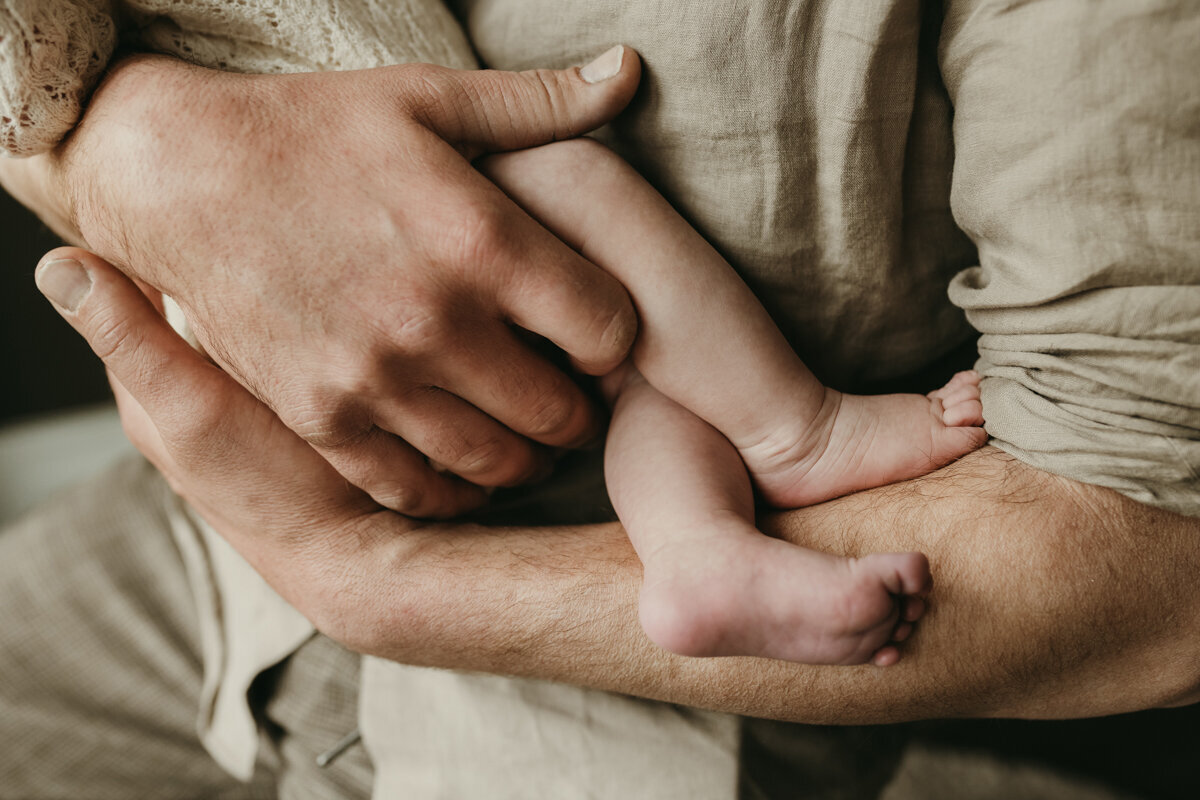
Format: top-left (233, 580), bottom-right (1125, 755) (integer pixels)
top-left (36, 247), bottom-right (398, 621)
top-left (51, 48), bottom-right (642, 518)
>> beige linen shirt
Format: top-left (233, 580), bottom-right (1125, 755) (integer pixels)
top-left (3, 0), bottom-right (1198, 795)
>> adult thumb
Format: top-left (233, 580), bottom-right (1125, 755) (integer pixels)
top-left (34, 247), bottom-right (215, 420)
top-left (413, 45), bottom-right (641, 154)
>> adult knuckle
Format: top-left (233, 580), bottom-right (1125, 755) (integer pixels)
top-left (429, 203), bottom-right (521, 294)
top-left (524, 390), bottom-right (576, 438)
top-left (282, 398), bottom-right (368, 449)
top-left (523, 69), bottom-right (574, 139)
top-left (597, 301), bottom-right (637, 358)
top-left (575, 301), bottom-right (636, 373)
top-left (441, 69), bottom-right (519, 141)
top-left (373, 482), bottom-right (426, 516)
top-left (332, 360), bottom-right (383, 399)
top-left (390, 305), bottom-right (453, 354)
top-left (399, 61), bottom-right (443, 87)
top-left (444, 203), bottom-right (512, 266)
top-left (421, 425), bottom-right (485, 469)
top-left (396, 63), bottom-right (461, 111)
top-left (88, 308), bottom-right (141, 364)
top-left (397, 62), bottom-right (487, 142)
top-left (447, 437), bottom-right (509, 478)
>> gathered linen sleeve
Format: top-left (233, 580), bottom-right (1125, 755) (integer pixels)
top-left (0, 0), bottom-right (117, 156)
top-left (940, 0), bottom-right (1200, 515)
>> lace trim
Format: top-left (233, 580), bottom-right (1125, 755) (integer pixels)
top-left (0, 0), bottom-right (474, 157)
top-left (0, 0), bottom-right (116, 157)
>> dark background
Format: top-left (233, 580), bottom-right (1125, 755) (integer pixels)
top-left (1, 190), bottom-right (111, 424)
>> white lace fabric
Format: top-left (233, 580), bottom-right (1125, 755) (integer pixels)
top-left (0, 0), bottom-right (475, 157)
top-left (0, 0), bottom-right (117, 157)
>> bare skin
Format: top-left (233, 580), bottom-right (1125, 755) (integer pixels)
top-left (17, 14), bottom-right (1200, 732)
top-left (1, 52), bottom-right (643, 519)
top-left (36, 246), bottom-right (1200, 723)
top-left (482, 142), bottom-right (985, 665)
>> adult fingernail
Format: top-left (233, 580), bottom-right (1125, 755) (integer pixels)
top-left (36, 258), bottom-right (92, 312)
top-left (580, 45), bottom-right (624, 84)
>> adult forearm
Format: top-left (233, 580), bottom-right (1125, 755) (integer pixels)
top-left (346, 446), bottom-right (1200, 724)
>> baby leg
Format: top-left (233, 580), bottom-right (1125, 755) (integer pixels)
top-left (480, 140), bottom-right (985, 509)
top-left (606, 367), bottom-right (930, 665)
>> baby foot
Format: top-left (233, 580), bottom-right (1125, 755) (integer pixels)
top-left (638, 519), bottom-right (931, 665)
top-left (746, 371), bottom-right (987, 508)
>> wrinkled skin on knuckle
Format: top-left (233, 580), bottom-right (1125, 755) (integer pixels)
top-left (591, 300), bottom-right (638, 372)
top-left (372, 482), bottom-right (427, 517)
top-left (432, 201), bottom-right (518, 286)
top-left (318, 342), bottom-right (397, 401)
top-left (445, 436), bottom-right (512, 480)
top-left (387, 301), bottom-right (457, 360)
top-left (393, 62), bottom-right (468, 121)
top-left (413, 64), bottom-right (569, 147)
top-left (515, 68), bottom-right (576, 141)
top-left (392, 61), bottom-right (512, 159)
top-left (280, 394), bottom-right (370, 450)
top-left (522, 386), bottom-right (578, 439)
top-left (402, 405), bottom-right (508, 481)
top-left (552, 292), bottom-right (636, 376)
top-left (88, 304), bottom-right (145, 366)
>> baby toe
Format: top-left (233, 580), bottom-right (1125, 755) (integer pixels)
top-left (943, 398), bottom-right (984, 428)
top-left (872, 645), bottom-right (901, 667)
top-left (902, 596), bottom-right (926, 622)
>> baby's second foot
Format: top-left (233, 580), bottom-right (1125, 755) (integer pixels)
top-left (746, 370), bottom-right (987, 508)
top-left (638, 521), bottom-right (930, 665)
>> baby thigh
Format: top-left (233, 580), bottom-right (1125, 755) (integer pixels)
top-left (479, 140), bottom-right (809, 439)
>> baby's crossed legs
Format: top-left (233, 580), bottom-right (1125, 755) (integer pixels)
top-left (603, 366), bottom-right (936, 665)
top-left (481, 140), bottom-right (985, 665)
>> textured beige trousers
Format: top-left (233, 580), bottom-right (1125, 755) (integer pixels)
top-left (0, 457), bottom-right (371, 799)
